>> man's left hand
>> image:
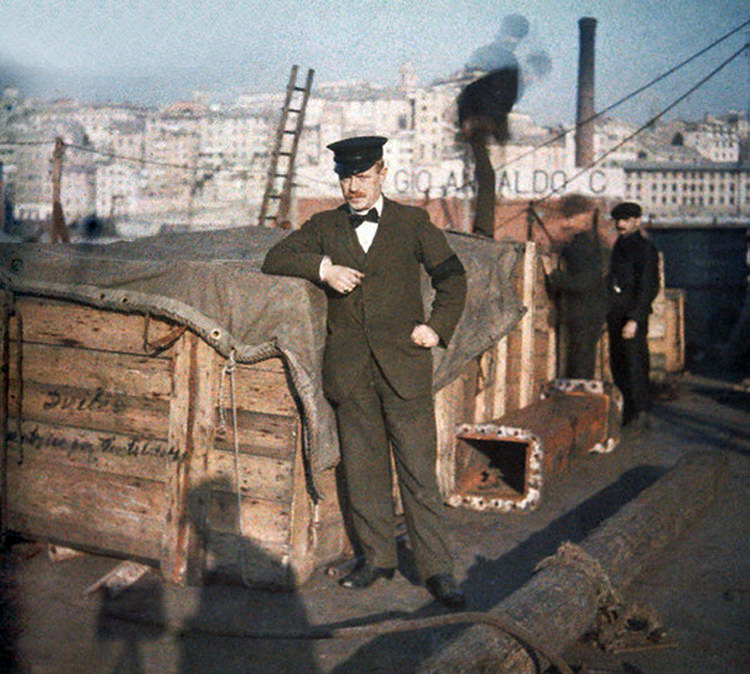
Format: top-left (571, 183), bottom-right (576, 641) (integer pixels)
top-left (411, 324), bottom-right (439, 348)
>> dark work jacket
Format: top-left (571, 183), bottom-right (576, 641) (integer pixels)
top-left (547, 232), bottom-right (607, 331)
top-left (607, 230), bottom-right (660, 324)
top-left (261, 197), bottom-right (467, 403)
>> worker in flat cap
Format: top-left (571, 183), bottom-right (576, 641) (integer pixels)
top-left (262, 136), bottom-right (467, 608)
top-left (606, 201), bottom-right (660, 429)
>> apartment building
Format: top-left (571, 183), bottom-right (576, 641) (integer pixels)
top-left (623, 162), bottom-right (749, 218)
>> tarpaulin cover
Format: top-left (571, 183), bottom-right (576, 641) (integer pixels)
top-left (0, 226), bottom-right (524, 473)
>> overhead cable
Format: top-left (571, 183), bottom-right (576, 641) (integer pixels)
top-left (494, 41), bottom-right (750, 230)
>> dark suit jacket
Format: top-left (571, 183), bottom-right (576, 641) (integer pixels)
top-left (607, 230), bottom-right (660, 325)
top-left (261, 197), bottom-right (467, 403)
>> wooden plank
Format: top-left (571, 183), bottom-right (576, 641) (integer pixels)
top-left (312, 520), bottom-right (351, 566)
top-left (5, 420), bottom-right (176, 481)
top-left (435, 375), bottom-right (464, 498)
top-left (231, 363), bottom-right (297, 416)
top-left (161, 333), bottom-right (220, 585)
top-left (12, 296), bottom-right (177, 357)
top-left (242, 357), bottom-right (286, 375)
top-left (207, 449), bottom-right (293, 502)
top-left (532, 330), bottom-right (551, 401)
top-left (491, 337), bottom-right (508, 419)
top-left (308, 467), bottom-right (350, 569)
top-left (287, 433), bottom-right (314, 585)
top-left (459, 358), bottom-right (480, 424)
top-left (472, 350), bottom-right (494, 423)
top-left (204, 531), bottom-right (290, 587)
top-left (208, 489), bottom-right (291, 547)
top-left (546, 323), bottom-right (557, 381)
top-left (519, 242), bottom-right (536, 408)
top-left (214, 409), bottom-right (298, 456)
top-left (9, 381), bottom-right (171, 439)
top-left (10, 342), bottom-right (173, 400)
top-left (310, 466), bottom-right (348, 525)
top-left (6, 461), bottom-right (165, 561)
top-left (505, 330), bottom-right (522, 413)
top-left (83, 560), bottom-right (151, 597)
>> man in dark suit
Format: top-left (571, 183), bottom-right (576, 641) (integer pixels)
top-left (606, 201), bottom-right (660, 428)
top-left (262, 136), bottom-right (467, 608)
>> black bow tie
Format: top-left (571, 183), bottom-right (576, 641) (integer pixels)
top-left (349, 208), bottom-right (379, 228)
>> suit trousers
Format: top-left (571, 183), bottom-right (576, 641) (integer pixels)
top-left (334, 354), bottom-right (452, 581)
top-left (607, 314), bottom-right (651, 423)
top-left (563, 325), bottom-right (602, 380)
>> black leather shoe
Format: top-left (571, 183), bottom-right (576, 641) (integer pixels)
top-left (339, 561), bottom-right (395, 589)
top-left (426, 573), bottom-right (466, 610)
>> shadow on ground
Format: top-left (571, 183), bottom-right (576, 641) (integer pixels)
top-left (328, 464), bottom-right (666, 673)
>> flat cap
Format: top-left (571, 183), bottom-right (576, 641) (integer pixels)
top-left (327, 136), bottom-right (387, 177)
top-left (610, 201), bottom-right (642, 220)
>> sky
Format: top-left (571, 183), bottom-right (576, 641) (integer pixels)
top-left (1, 0), bottom-right (748, 127)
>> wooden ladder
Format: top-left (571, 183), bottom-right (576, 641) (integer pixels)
top-left (257, 65), bottom-right (315, 227)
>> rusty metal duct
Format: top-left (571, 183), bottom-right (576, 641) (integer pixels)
top-left (575, 17), bottom-right (597, 168)
top-left (447, 380), bottom-right (621, 512)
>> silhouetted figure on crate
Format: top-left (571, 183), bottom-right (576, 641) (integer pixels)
top-left (457, 14), bottom-right (551, 238)
top-left (545, 195), bottom-right (607, 379)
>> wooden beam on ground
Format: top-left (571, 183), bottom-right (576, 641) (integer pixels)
top-left (83, 560), bottom-right (150, 597)
top-left (419, 451), bottom-right (728, 673)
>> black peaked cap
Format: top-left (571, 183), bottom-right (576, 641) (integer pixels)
top-left (610, 201), bottom-right (642, 220)
top-left (327, 136), bottom-right (387, 177)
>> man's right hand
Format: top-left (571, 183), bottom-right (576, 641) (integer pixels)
top-left (622, 319), bottom-right (638, 339)
top-left (320, 258), bottom-right (364, 294)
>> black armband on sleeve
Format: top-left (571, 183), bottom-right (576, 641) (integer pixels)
top-left (428, 254), bottom-right (465, 284)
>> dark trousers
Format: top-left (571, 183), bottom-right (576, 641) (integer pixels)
top-left (470, 136), bottom-right (496, 238)
top-left (607, 315), bottom-right (651, 423)
top-left (334, 356), bottom-right (452, 581)
top-left (564, 326), bottom-right (602, 379)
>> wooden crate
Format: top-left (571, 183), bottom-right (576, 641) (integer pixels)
top-left (1, 296), bottom-right (348, 588)
top-left (648, 287), bottom-right (686, 378)
top-left (435, 242), bottom-right (556, 501)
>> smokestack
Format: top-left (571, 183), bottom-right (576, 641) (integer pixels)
top-left (575, 17), bottom-right (597, 168)
top-left (0, 162), bottom-right (5, 234)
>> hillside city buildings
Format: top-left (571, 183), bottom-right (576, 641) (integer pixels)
top-left (1, 62), bottom-right (748, 239)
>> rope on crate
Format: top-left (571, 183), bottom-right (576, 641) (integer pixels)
top-left (218, 349), bottom-right (253, 588)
